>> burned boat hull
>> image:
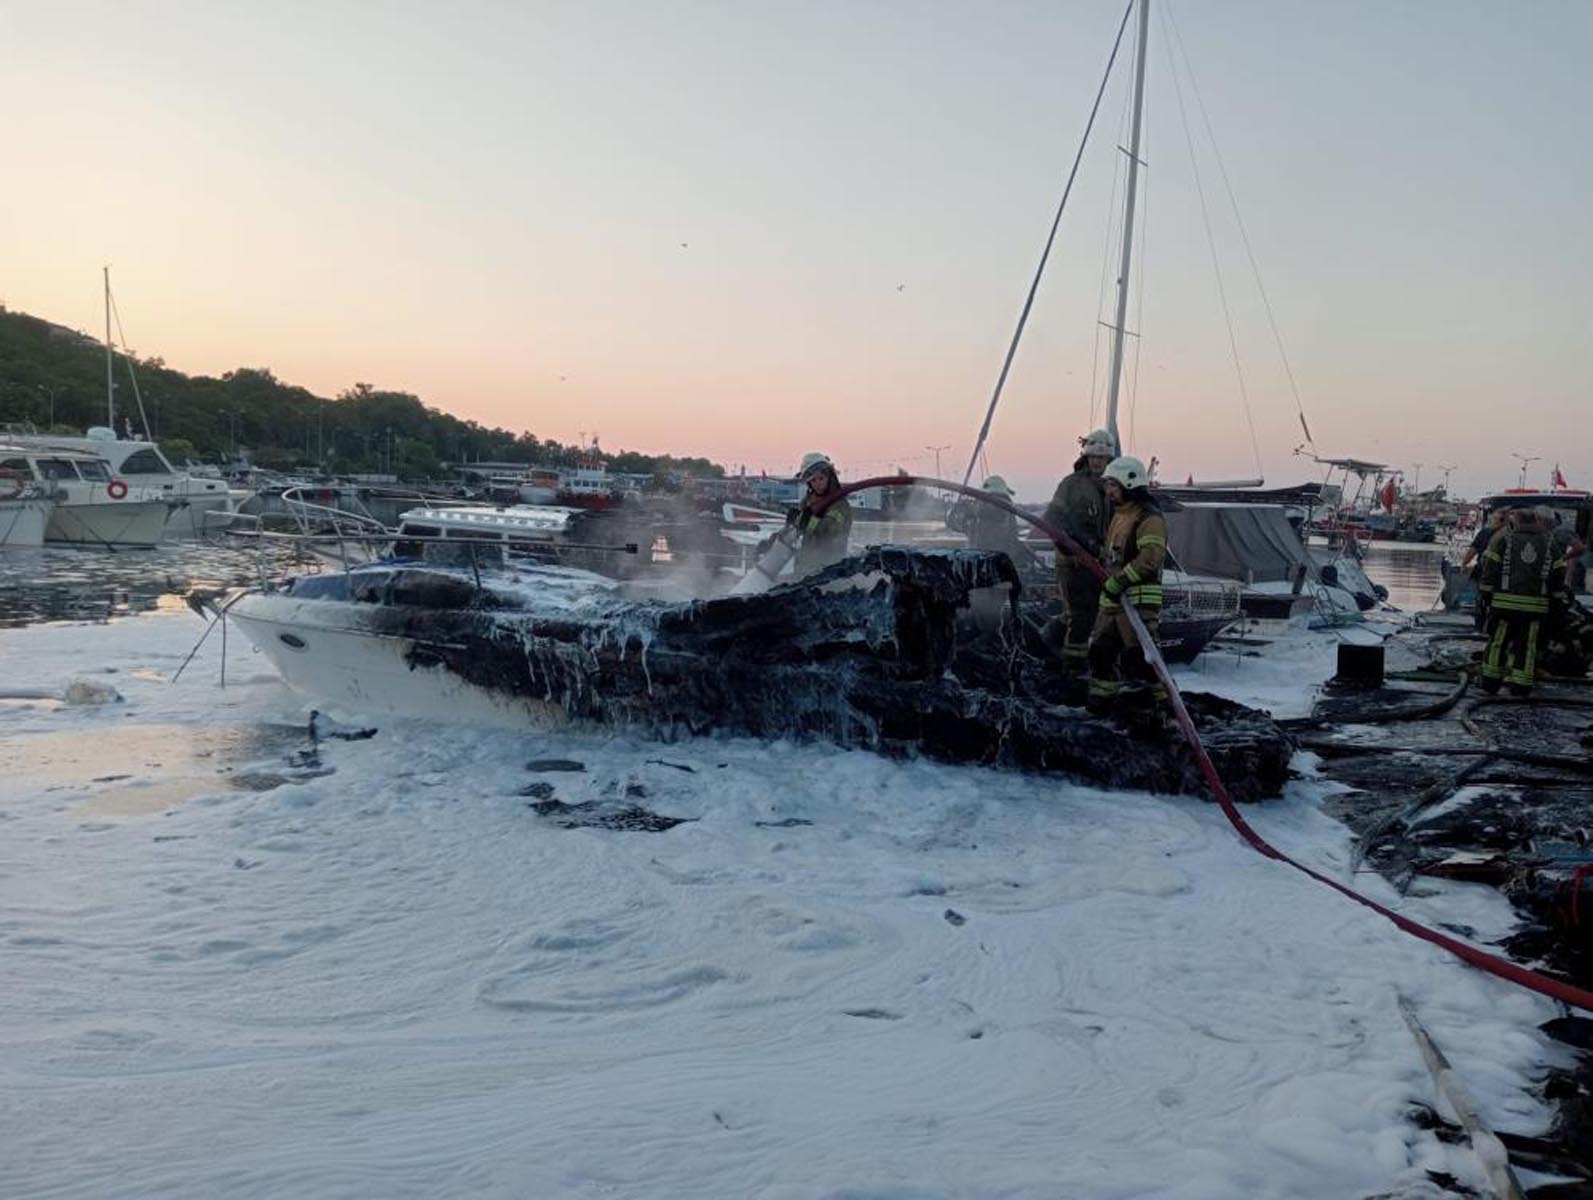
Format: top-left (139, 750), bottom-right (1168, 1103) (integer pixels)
top-left (228, 589), bottom-right (575, 728)
top-left (224, 548), bottom-right (1293, 800)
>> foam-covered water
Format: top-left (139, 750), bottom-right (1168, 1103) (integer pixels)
top-left (0, 612), bottom-right (1556, 1198)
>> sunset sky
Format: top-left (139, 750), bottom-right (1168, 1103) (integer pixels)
top-left (1, 0), bottom-right (1586, 500)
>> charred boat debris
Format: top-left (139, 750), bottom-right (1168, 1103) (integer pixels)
top-left (1296, 619), bottom-right (1593, 1188)
top-left (217, 545), bottom-right (1293, 800)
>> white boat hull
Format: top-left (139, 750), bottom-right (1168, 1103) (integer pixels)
top-left (0, 499), bottom-right (52, 548)
top-left (45, 499), bottom-right (172, 547)
top-left (227, 592), bottom-right (571, 729)
top-left (162, 493), bottom-right (235, 539)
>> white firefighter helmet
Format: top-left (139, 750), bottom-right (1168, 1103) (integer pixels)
top-left (981, 475), bottom-right (1015, 497)
top-left (796, 451), bottom-right (834, 483)
top-left (1103, 455), bottom-right (1148, 490)
top-left (1080, 428), bottom-right (1117, 458)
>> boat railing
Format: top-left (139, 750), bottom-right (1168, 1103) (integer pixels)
top-left (224, 527), bottom-right (644, 596)
top-left (1162, 576), bottom-right (1243, 621)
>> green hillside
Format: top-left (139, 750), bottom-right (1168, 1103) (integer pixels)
top-left (0, 306), bottom-right (724, 482)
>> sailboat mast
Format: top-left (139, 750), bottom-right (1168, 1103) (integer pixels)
top-left (103, 266), bottom-right (115, 429)
top-left (1103, 0), bottom-right (1151, 455)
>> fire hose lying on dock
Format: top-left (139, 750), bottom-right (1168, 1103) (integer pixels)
top-left (809, 475), bottom-right (1593, 1015)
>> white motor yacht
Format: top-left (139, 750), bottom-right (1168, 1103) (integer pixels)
top-left (0, 474), bottom-right (54, 548)
top-left (7, 428), bottom-right (245, 538)
top-left (0, 443), bottom-right (175, 547)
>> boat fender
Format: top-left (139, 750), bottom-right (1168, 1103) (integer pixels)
top-left (106, 478), bottom-right (129, 500)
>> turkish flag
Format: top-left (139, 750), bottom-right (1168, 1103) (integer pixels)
top-left (1380, 478), bottom-right (1398, 512)
top-left (1553, 464), bottom-right (1568, 489)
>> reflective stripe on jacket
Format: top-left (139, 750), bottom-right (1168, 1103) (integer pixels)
top-left (1101, 501), bottom-right (1167, 611)
top-left (1479, 527), bottom-right (1552, 614)
top-left (794, 498), bottom-right (853, 574)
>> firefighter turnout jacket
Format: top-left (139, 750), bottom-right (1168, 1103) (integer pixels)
top-left (1479, 524), bottom-right (1553, 615)
top-left (1100, 497), bottom-right (1167, 612)
top-left (1043, 460), bottom-right (1108, 559)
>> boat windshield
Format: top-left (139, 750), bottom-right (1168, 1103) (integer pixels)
top-left (118, 447), bottom-right (173, 475)
top-left (76, 460), bottom-right (113, 482)
top-left (422, 540), bottom-right (506, 569)
top-left (36, 457), bottom-right (87, 481)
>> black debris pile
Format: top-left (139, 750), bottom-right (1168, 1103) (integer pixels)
top-left (527, 798), bottom-right (691, 833)
top-left (524, 759), bottom-right (587, 773)
top-left (1306, 640), bottom-right (1593, 1186)
top-left (354, 547), bottom-right (1291, 800)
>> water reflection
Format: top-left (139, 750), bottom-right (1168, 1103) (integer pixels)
top-left (0, 542), bottom-right (314, 627)
top-left (1358, 541), bottom-right (1448, 612)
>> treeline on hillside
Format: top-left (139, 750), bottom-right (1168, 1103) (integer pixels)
top-left (0, 308), bottom-right (725, 482)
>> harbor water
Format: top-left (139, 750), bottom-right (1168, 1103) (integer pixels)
top-left (0, 541), bottom-right (313, 628)
top-left (0, 536), bottom-right (1448, 630)
top-left (1357, 540), bottom-right (1448, 612)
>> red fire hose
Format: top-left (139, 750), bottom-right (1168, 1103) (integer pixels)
top-left (819, 474), bottom-right (1593, 1013)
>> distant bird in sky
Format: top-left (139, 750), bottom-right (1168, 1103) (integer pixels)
top-left (680, 242), bottom-right (688, 248)
top-left (895, 283), bottom-right (905, 292)
top-left (559, 375), bottom-right (568, 382)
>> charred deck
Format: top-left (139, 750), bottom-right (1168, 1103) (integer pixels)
top-left (283, 547), bottom-right (1293, 800)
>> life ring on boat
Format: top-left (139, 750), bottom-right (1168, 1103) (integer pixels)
top-left (106, 478), bottom-right (129, 500)
top-left (0, 470), bottom-right (25, 499)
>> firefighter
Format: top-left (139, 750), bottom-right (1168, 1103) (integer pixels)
top-left (1461, 509), bottom-right (1507, 631)
top-left (1542, 532), bottom-right (1593, 679)
top-left (1476, 505), bottom-right (1554, 695)
top-left (1086, 455), bottom-right (1168, 716)
top-left (949, 475), bottom-right (1026, 561)
top-left (1042, 429), bottom-right (1116, 670)
top-left (790, 452), bottom-right (853, 576)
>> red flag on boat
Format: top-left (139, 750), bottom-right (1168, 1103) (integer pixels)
top-left (1553, 464), bottom-right (1568, 489)
top-left (1379, 478), bottom-right (1398, 512)
top-left (1186, 473), bottom-right (1194, 485)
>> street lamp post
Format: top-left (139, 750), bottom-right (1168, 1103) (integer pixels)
top-left (1511, 453), bottom-right (1540, 490)
top-left (925, 444), bottom-right (950, 479)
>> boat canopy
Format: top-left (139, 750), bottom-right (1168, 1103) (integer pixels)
top-left (1162, 502), bottom-right (1311, 585)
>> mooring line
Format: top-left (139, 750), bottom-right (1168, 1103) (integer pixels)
top-left (823, 475), bottom-right (1593, 1013)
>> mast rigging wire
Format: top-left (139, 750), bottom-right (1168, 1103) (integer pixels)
top-left (960, 0), bottom-right (1136, 487)
top-left (1088, 63), bottom-right (1137, 432)
top-left (1127, 99), bottom-right (1151, 456)
top-left (1159, 2), bottom-right (1263, 481)
top-left (108, 286), bottom-right (153, 440)
top-left (1163, 1), bottom-right (1317, 453)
